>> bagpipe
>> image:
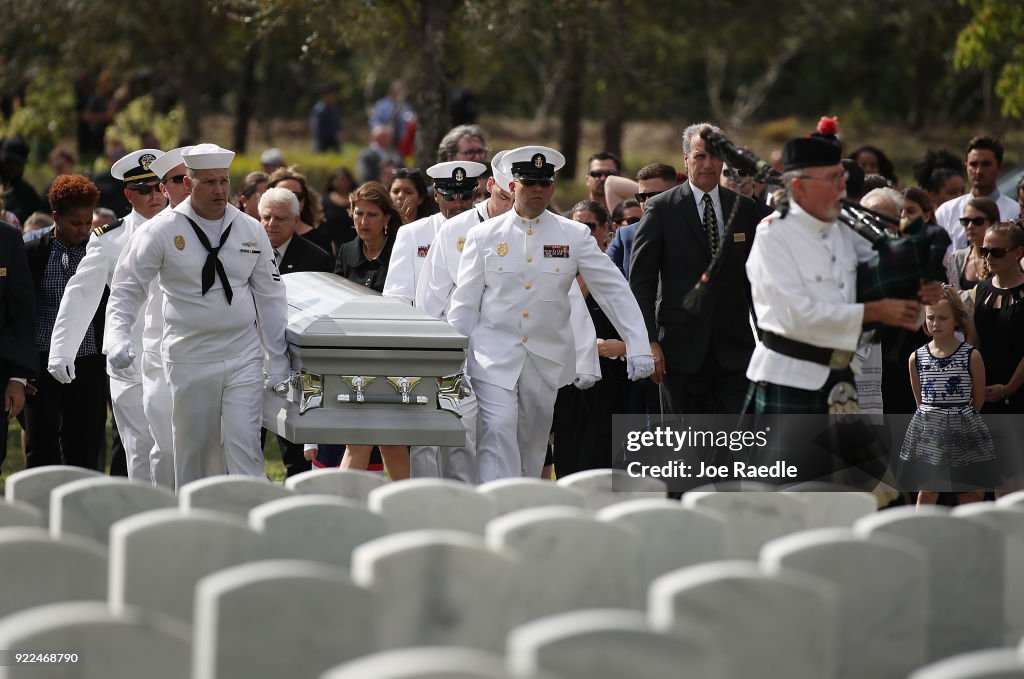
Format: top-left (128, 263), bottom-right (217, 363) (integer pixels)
top-left (691, 127), bottom-right (950, 322)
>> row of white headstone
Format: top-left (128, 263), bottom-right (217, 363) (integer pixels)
top-left (0, 466), bottom-right (1022, 678)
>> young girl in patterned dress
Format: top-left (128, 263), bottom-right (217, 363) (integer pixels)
top-left (897, 286), bottom-right (997, 506)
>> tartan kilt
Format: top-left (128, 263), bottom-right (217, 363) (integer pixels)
top-left (744, 369), bottom-right (856, 414)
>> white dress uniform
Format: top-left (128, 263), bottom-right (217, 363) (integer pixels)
top-left (114, 205), bottom-right (174, 488)
top-left (107, 197), bottom-right (289, 486)
top-left (448, 206), bottom-right (649, 481)
top-left (382, 212), bottom-right (447, 305)
top-left (745, 200), bottom-right (878, 390)
top-left (49, 208), bottom-right (155, 481)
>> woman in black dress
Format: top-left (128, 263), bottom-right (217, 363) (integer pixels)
top-left (320, 167), bottom-right (356, 249)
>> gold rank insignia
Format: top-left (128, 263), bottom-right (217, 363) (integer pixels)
top-left (174, 235), bottom-right (186, 251)
top-left (496, 242), bottom-right (508, 257)
top-left (457, 237), bottom-right (466, 253)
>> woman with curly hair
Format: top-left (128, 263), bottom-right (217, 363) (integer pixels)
top-left (22, 174), bottom-right (107, 469)
top-left (266, 167), bottom-right (335, 254)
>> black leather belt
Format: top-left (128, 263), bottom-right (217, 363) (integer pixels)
top-left (762, 331), bottom-right (853, 370)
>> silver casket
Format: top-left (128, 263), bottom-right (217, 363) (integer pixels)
top-left (262, 272), bottom-right (468, 446)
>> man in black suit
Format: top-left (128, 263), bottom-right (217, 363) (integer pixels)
top-left (0, 221), bottom-right (37, 467)
top-left (258, 186), bottom-right (333, 476)
top-left (630, 122), bottom-right (770, 415)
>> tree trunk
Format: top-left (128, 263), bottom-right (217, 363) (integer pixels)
top-left (232, 40), bottom-right (260, 153)
top-left (411, 0), bottom-right (452, 169)
top-left (558, 20), bottom-right (586, 181)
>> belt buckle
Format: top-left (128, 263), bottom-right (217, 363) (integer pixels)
top-left (828, 350), bottom-right (852, 370)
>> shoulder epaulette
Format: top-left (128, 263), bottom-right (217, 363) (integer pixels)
top-left (92, 217), bottom-right (125, 238)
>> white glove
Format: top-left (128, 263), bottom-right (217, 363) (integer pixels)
top-left (47, 356), bottom-right (76, 384)
top-left (627, 355), bottom-right (655, 381)
top-left (266, 373), bottom-right (290, 394)
top-left (573, 373), bottom-right (599, 390)
top-left (107, 341), bottom-right (136, 371)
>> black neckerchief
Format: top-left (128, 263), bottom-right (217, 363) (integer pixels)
top-left (183, 214), bottom-right (234, 304)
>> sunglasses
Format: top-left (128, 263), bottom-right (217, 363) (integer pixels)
top-left (519, 178), bottom-right (554, 188)
top-left (588, 170), bottom-right (619, 178)
top-left (579, 221), bottom-right (600, 230)
top-left (635, 190), bottom-right (664, 202)
top-left (437, 189), bottom-right (476, 201)
top-left (291, 190), bottom-right (305, 202)
top-left (129, 184), bottom-right (162, 195)
top-left (979, 246), bottom-right (1015, 259)
top-left (618, 216), bottom-right (641, 226)
top-left (723, 168), bottom-right (750, 180)
top-left (959, 216), bottom-right (989, 227)
top-left (164, 175), bottom-right (186, 184)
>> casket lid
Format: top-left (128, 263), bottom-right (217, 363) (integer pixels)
top-left (282, 272), bottom-right (467, 349)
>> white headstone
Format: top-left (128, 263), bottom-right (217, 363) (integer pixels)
top-left (351, 530), bottom-right (521, 651)
top-left (951, 503), bottom-right (1024, 645)
top-left (108, 508), bottom-right (267, 624)
top-left (321, 647), bottom-right (515, 679)
top-left (907, 648), bottom-right (1024, 679)
top-left (179, 475), bottom-right (293, 518)
top-left (555, 469), bottom-right (666, 510)
top-left (249, 494), bottom-right (390, 569)
top-left (791, 491), bottom-right (877, 529)
top-left (5, 466), bottom-right (102, 523)
top-left (0, 602), bottom-right (190, 679)
top-left (368, 479), bottom-right (497, 535)
top-left (284, 468), bottom-right (387, 504)
top-left (486, 507), bottom-right (640, 621)
top-left (855, 506), bottom-right (1004, 661)
top-left (649, 560), bottom-right (839, 679)
top-left (760, 527), bottom-right (929, 679)
top-left (50, 477), bottom-right (176, 546)
top-left (507, 608), bottom-right (723, 679)
top-left (193, 560), bottom-right (378, 679)
top-left (682, 491), bottom-right (807, 558)
top-left (477, 478), bottom-right (586, 515)
top-left (0, 527), bottom-right (107, 617)
top-left (0, 500), bottom-right (41, 528)
top-left (596, 499), bottom-right (727, 606)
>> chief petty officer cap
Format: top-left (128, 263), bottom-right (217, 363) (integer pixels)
top-left (490, 150), bottom-right (513, 191)
top-left (502, 145), bottom-right (566, 182)
top-left (111, 148), bottom-right (164, 187)
top-left (182, 143), bottom-right (236, 170)
top-left (782, 116), bottom-right (842, 172)
top-left (427, 160), bottom-right (486, 194)
top-left (149, 145), bottom-right (193, 180)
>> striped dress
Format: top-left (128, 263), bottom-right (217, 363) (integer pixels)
top-left (896, 342), bottom-right (997, 491)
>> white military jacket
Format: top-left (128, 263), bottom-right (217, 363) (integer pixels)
top-left (115, 205), bottom-right (172, 356)
top-left (107, 198), bottom-right (289, 374)
top-left (50, 209), bottom-right (149, 378)
top-left (745, 200), bottom-right (878, 390)
top-left (448, 208), bottom-right (647, 390)
top-left (383, 212), bottom-right (446, 305)
top-left (418, 200), bottom-right (600, 379)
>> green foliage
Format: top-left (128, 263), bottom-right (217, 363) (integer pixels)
top-left (104, 96), bottom-right (184, 150)
top-left (955, 0), bottom-right (1024, 119)
top-left (0, 68), bottom-right (76, 152)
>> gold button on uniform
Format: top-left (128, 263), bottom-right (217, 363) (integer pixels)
top-left (525, 283), bottom-right (532, 289)
top-left (522, 336), bottom-right (528, 343)
top-left (526, 256), bottom-right (533, 262)
top-left (527, 229), bottom-right (533, 235)
top-left (522, 311), bottom-right (529, 317)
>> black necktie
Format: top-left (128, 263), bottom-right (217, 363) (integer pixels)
top-left (702, 194), bottom-right (720, 256)
top-left (184, 216), bottom-right (234, 304)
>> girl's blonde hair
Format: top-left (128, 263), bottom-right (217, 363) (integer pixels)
top-left (924, 285), bottom-right (969, 335)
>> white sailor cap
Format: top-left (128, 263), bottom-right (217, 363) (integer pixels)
top-left (149, 146), bottom-right (193, 180)
top-left (502, 145), bottom-right (565, 181)
top-left (182, 143), bottom-right (235, 170)
top-left (111, 148), bottom-right (163, 187)
top-left (427, 161), bottom-right (486, 193)
top-left (490, 150), bottom-right (513, 191)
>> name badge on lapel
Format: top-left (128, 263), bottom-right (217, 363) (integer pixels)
top-left (733, 232), bottom-right (746, 243)
top-left (543, 245), bottom-right (569, 258)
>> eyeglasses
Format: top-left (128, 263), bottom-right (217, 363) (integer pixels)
top-left (618, 216), bottom-right (641, 226)
top-left (796, 171), bottom-right (848, 187)
top-left (128, 184), bottom-right (161, 195)
top-left (588, 170), bottom-right (619, 178)
top-left (959, 216), bottom-right (990, 227)
top-left (979, 246), bottom-right (1014, 259)
top-left (635, 190), bottom-right (664, 202)
top-left (436, 189), bottom-right (476, 201)
top-left (392, 168), bottom-right (421, 179)
top-left (164, 175), bottom-right (186, 184)
top-left (459, 148), bottom-right (488, 159)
